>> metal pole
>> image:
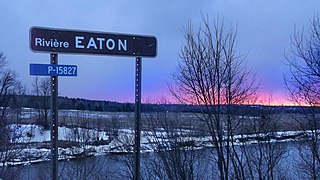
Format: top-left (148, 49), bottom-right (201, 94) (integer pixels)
top-left (50, 53), bottom-right (58, 180)
top-left (134, 57), bottom-right (142, 180)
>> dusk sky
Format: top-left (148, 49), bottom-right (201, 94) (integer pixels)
top-left (1, 1), bottom-right (319, 104)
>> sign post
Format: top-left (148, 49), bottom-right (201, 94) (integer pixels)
top-left (134, 57), bottom-right (142, 180)
top-left (50, 53), bottom-right (58, 180)
top-left (30, 27), bottom-right (157, 180)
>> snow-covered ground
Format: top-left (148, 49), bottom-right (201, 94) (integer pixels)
top-left (9, 124), bottom-right (110, 143)
top-left (0, 123), bottom-right (313, 166)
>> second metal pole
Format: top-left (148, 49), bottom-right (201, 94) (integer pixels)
top-left (50, 53), bottom-right (58, 180)
top-left (133, 57), bottom-right (142, 180)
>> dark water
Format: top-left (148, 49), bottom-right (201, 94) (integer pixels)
top-left (15, 154), bottom-right (128, 180)
top-left (2, 142), bottom-right (307, 179)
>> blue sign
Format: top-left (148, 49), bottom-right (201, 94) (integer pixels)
top-left (30, 64), bottom-right (77, 76)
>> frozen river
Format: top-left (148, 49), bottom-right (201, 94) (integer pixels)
top-left (6, 141), bottom-right (306, 180)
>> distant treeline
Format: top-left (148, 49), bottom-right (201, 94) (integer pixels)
top-left (1, 95), bottom-right (319, 114)
top-left (6, 95), bottom-right (194, 112)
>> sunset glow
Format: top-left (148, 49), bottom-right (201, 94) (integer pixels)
top-left (1, 1), bottom-right (318, 105)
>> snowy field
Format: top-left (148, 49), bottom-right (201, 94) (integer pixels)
top-left (1, 122), bottom-right (313, 167)
top-left (1, 108), bottom-right (318, 166)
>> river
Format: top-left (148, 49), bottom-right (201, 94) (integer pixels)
top-left (2, 141), bottom-right (310, 179)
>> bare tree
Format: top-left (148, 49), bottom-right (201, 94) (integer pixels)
top-left (60, 111), bottom-right (110, 179)
top-left (0, 52), bottom-right (18, 128)
top-left (115, 134), bottom-right (135, 180)
top-left (112, 115), bottom-right (135, 180)
top-left (143, 111), bottom-right (209, 180)
top-left (285, 14), bottom-right (320, 106)
top-left (285, 13), bottom-right (320, 179)
top-left (0, 51), bottom-right (25, 179)
top-left (170, 16), bottom-right (257, 180)
top-left (239, 108), bottom-right (287, 180)
top-left (32, 77), bottom-right (50, 129)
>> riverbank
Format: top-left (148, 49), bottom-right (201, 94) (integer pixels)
top-left (0, 123), bottom-right (315, 167)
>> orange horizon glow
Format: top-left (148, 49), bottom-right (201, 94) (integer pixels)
top-left (255, 100), bottom-right (301, 107)
top-left (255, 91), bottom-right (311, 107)
top-left (151, 91), bottom-right (309, 107)
top-left (125, 90), bottom-right (313, 107)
